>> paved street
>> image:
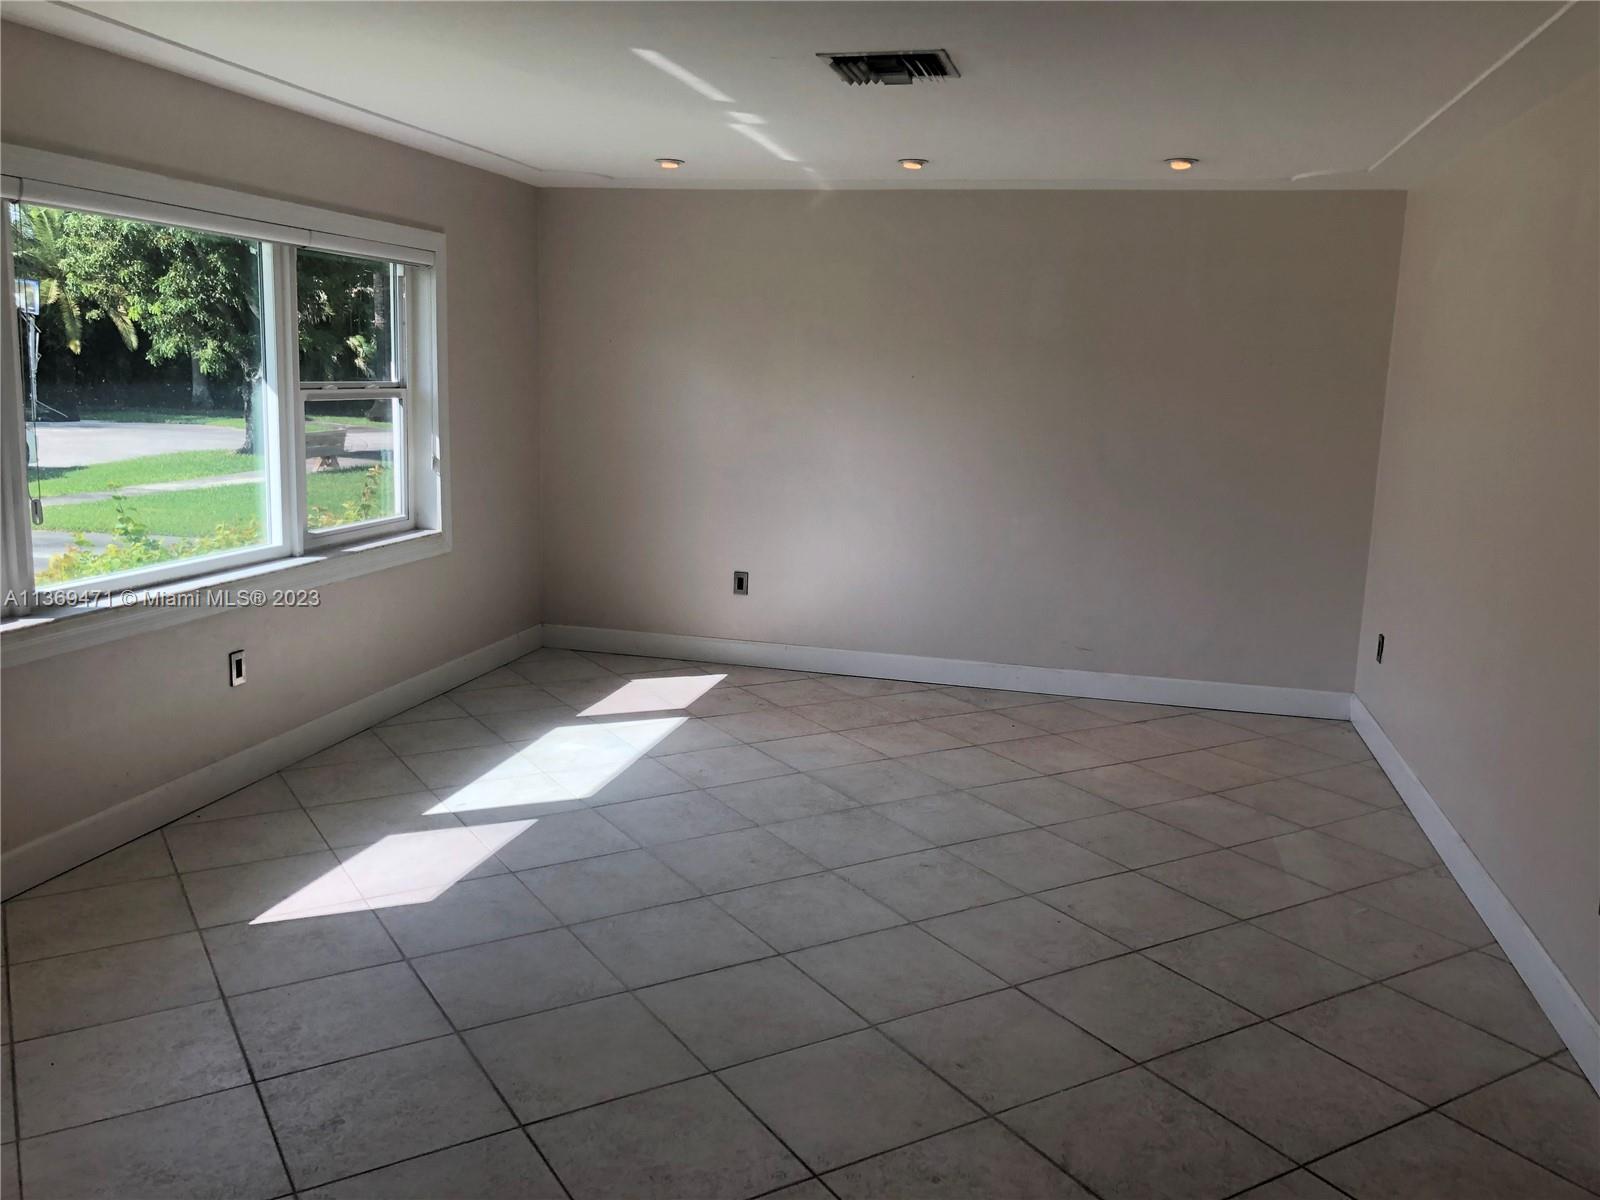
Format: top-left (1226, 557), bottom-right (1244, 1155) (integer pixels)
top-left (35, 420), bottom-right (248, 466)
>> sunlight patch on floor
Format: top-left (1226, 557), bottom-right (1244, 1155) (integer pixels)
top-left (256, 676), bottom-right (705, 921)
top-left (579, 674), bottom-right (724, 716)
top-left (251, 820), bottom-right (533, 923)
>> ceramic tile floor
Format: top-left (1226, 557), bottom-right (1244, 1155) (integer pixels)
top-left (2, 648), bottom-right (1595, 1199)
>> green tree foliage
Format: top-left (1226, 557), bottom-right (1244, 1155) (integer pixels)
top-left (12, 203), bottom-right (263, 430)
top-left (296, 249), bottom-right (395, 381)
top-left (11, 205), bottom-right (139, 354)
top-left (108, 220), bottom-right (262, 384)
top-left (10, 205), bottom-right (395, 416)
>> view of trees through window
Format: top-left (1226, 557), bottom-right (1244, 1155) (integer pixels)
top-left (10, 203), bottom-right (402, 585)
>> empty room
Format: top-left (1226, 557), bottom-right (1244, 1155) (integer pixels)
top-left (0, 2), bottom-right (1595, 1198)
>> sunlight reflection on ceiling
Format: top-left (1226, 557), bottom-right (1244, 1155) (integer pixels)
top-left (630, 48), bottom-right (733, 103)
top-left (630, 48), bottom-right (809, 176)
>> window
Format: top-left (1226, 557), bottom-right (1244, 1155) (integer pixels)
top-left (9, 206), bottom-right (275, 588)
top-left (296, 249), bottom-right (408, 541)
top-left (0, 150), bottom-right (444, 627)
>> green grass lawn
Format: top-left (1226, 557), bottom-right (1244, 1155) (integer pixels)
top-left (77, 408), bottom-right (392, 431)
top-left (39, 468), bottom-right (394, 537)
top-left (35, 450), bottom-right (261, 497)
top-left (36, 436), bottom-right (398, 498)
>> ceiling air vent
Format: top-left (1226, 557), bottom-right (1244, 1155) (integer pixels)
top-left (819, 49), bottom-right (959, 86)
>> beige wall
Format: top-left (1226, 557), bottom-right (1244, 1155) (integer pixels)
top-left (1356, 71), bottom-right (1600, 1015)
top-left (536, 188), bottom-right (1404, 691)
top-left (0, 27), bottom-right (541, 854)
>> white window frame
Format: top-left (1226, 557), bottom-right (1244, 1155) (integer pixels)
top-left (296, 251), bottom-right (414, 551)
top-left (3, 230), bottom-right (290, 599)
top-left (0, 146), bottom-right (450, 666)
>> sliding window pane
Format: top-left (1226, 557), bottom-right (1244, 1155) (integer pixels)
top-left (9, 202), bottom-right (270, 587)
top-left (297, 249), bottom-right (400, 383)
top-left (304, 396), bottom-right (402, 532)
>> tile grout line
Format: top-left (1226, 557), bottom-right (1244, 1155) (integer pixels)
top-left (717, 861), bottom-right (1554, 1191)
top-left (6, 926), bottom-right (1552, 1176)
top-left (1218, 1164), bottom-right (1360, 1200)
top-left (9, 748), bottom-right (1394, 916)
top-left (377, 814), bottom-right (837, 1199)
top-left (629, 834), bottom-right (1292, 1199)
top-left (964, 910), bottom-right (1459, 1189)
top-left (1291, 1060), bottom-right (1597, 1193)
top-left (389, 953), bottom-right (580, 1200)
top-left (159, 830), bottom-right (301, 1200)
top-left (6, 849), bottom-right (1513, 1055)
top-left (7, 1001), bottom-right (1563, 1177)
top-left (594, 973), bottom-right (836, 1193)
top-left (7, 654), bottom-right (1367, 898)
top-left (7, 838), bottom-right (1522, 1090)
top-left (1122, 931), bottom-right (1590, 1184)
top-left (16, 936), bottom-right (1099, 1181)
top-left (7, 655), bottom-right (1566, 1193)
top-left (2, 912), bottom-right (21, 1198)
top-left (990, 1010), bottom-right (1561, 1188)
top-left (763, 973), bottom-right (1121, 1198)
top-left (288, 1129), bottom-right (556, 1200)
top-left (0, 781), bottom-right (1378, 949)
top-left (7, 712), bottom-right (1375, 907)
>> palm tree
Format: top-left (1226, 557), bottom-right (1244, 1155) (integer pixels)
top-left (10, 204), bottom-right (137, 354)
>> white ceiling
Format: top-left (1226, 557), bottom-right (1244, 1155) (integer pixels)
top-left (5, 1), bottom-right (1595, 189)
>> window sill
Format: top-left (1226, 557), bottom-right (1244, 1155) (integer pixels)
top-left (1, 527), bottom-right (446, 668)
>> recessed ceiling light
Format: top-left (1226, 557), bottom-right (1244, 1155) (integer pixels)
top-left (899, 158), bottom-right (929, 170)
top-left (1165, 157), bottom-right (1199, 171)
top-left (655, 157), bottom-right (685, 170)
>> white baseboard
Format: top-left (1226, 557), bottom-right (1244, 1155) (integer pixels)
top-left (1351, 696), bottom-right (1600, 1093)
top-left (540, 624), bottom-right (1352, 719)
top-left (1, 625), bottom-right (543, 899)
